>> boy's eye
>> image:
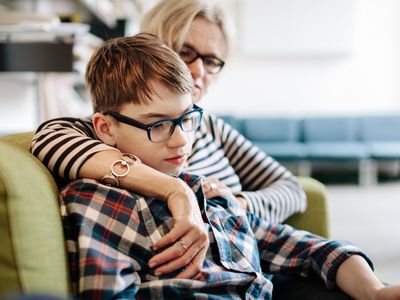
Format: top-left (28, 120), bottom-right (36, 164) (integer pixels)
top-left (182, 115), bottom-right (194, 125)
top-left (151, 122), bottom-right (168, 132)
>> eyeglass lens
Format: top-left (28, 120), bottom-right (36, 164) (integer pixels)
top-left (149, 110), bottom-right (202, 142)
top-left (179, 46), bottom-right (224, 74)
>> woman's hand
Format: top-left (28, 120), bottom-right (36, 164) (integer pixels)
top-left (203, 177), bottom-right (248, 210)
top-left (148, 178), bottom-right (209, 278)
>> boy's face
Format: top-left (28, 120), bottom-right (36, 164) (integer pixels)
top-left (110, 81), bottom-right (194, 176)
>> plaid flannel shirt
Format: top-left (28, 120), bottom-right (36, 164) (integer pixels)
top-left (60, 173), bottom-right (373, 300)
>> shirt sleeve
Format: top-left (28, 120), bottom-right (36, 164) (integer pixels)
top-left (210, 114), bottom-right (307, 223)
top-left (31, 116), bottom-right (117, 180)
top-left (246, 211), bottom-right (374, 289)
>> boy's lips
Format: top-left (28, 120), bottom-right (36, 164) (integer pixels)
top-left (164, 154), bottom-right (188, 165)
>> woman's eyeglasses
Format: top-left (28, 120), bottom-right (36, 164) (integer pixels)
top-left (179, 45), bottom-right (225, 74)
top-left (104, 105), bottom-right (203, 142)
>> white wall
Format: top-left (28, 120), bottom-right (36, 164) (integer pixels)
top-left (202, 0), bottom-right (400, 117)
top-left (1, 0), bottom-right (400, 133)
top-left (0, 74), bottom-right (37, 134)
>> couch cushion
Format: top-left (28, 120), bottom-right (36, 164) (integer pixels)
top-left (360, 116), bottom-right (400, 141)
top-left (242, 118), bottom-right (301, 142)
top-left (303, 117), bottom-right (359, 142)
top-left (218, 115), bottom-right (244, 134)
top-left (306, 142), bottom-right (369, 161)
top-left (0, 135), bottom-right (69, 297)
top-left (254, 142), bottom-right (307, 161)
top-left (367, 142), bottom-right (400, 160)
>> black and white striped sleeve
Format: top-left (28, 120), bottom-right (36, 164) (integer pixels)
top-left (31, 117), bottom-right (116, 180)
top-left (213, 115), bottom-right (307, 223)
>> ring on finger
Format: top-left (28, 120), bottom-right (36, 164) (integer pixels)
top-left (177, 239), bottom-right (188, 252)
top-left (209, 183), bottom-right (217, 191)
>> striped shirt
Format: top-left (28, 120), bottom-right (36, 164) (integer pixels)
top-left (32, 112), bottom-right (306, 223)
top-left (60, 173), bottom-right (372, 299)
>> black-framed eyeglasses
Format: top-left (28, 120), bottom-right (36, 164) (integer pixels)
top-left (179, 44), bottom-right (225, 74)
top-left (104, 104), bottom-right (203, 143)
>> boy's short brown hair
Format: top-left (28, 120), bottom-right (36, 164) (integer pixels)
top-left (86, 33), bottom-right (194, 112)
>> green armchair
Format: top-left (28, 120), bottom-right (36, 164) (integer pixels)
top-left (0, 132), bottom-right (329, 297)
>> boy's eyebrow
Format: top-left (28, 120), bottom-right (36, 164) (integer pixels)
top-left (140, 105), bottom-right (194, 119)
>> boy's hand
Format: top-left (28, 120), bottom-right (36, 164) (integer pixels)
top-left (375, 285), bottom-right (400, 300)
top-left (148, 179), bottom-right (209, 278)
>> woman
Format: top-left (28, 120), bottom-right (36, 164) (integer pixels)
top-left (32, 0), bottom-right (305, 279)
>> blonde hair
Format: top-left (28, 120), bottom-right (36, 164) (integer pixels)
top-left (140, 0), bottom-right (233, 57)
top-left (86, 33), bottom-right (194, 112)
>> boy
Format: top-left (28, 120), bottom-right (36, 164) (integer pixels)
top-left (60, 34), bottom-right (398, 299)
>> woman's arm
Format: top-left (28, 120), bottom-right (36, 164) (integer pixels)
top-left (208, 114), bottom-right (307, 223)
top-left (32, 117), bottom-right (208, 277)
top-left (32, 117), bottom-right (112, 180)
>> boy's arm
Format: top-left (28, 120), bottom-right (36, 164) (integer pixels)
top-left (60, 180), bottom-right (144, 299)
top-left (60, 179), bottom-right (204, 299)
top-left (246, 211), bottom-right (374, 289)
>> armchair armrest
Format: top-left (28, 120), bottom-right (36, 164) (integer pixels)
top-left (285, 177), bottom-right (330, 238)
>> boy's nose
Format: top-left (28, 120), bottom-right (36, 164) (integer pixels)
top-left (167, 125), bottom-right (190, 148)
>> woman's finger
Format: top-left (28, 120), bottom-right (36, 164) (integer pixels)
top-left (149, 223), bottom-right (205, 268)
top-left (151, 223), bottom-right (190, 251)
top-left (154, 236), bottom-right (207, 276)
top-left (150, 237), bottom-right (192, 269)
top-left (202, 177), bottom-right (219, 193)
top-left (204, 182), bottom-right (232, 199)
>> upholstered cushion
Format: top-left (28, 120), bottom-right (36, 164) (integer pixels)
top-left (306, 142), bottom-right (369, 161)
top-left (303, 117), bottom-right (360, 142)
top-left (254, 142), bottom-right (307, 161)
top-left (367, 142), bottom-right (400, 160)
top-left (242, 117), bottom-right (301, 142)
top-left (0, 133), bottom-right (69, 297)
top-left (360, 116), bottom-right (400, 141)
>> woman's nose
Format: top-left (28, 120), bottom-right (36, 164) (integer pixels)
top-left (188, 57), bottom-right (206, 80)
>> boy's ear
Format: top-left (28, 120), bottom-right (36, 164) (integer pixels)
top-left (93, 112), bottom-right (117, 146)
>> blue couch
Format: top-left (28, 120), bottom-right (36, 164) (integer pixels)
top-left (220, 115), bottom-right (400, 185)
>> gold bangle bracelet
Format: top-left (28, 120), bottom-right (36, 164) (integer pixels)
top-left (101, 153), bottom-right (141, 187)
